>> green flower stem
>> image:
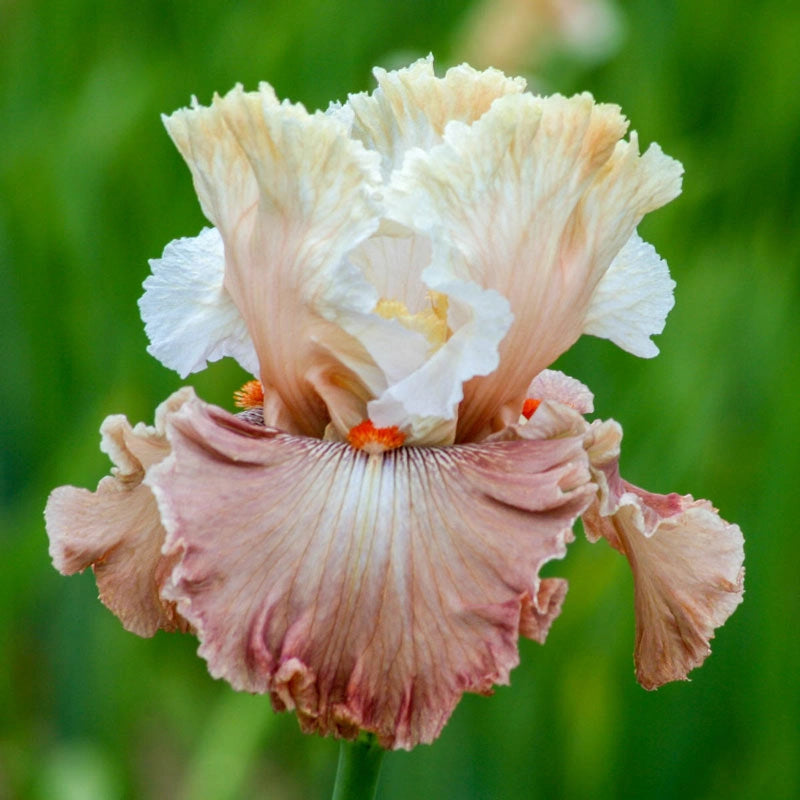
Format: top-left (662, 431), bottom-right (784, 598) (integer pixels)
top-left (331, 736), bottom-right (385, 800)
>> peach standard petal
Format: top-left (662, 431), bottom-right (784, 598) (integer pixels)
top-left (582, 420), bottom-right (745, 689)
top-left (342, 56), bottom-right (526, 177)
top-left (389, 91), bottom-right (681, 440)
top-left (147, 393), bottom-right (596, 749)
top-left (164, 86), bottom-right (383, 438)
top-left (45, 390), bottom-right (194, 636)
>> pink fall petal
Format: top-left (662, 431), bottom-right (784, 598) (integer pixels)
top-left (582, 420), bottom-right (745, 689)
top-left (146, 391), bottom-right (597, 749)
top-left (45, 390), bottom-right (194, 636)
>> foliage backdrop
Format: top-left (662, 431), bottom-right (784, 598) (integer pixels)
top-left (2, 0), bottom-right (798, 797)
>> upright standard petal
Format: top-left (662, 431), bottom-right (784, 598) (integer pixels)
top-left (139, 227), bottom-right (259, 377)
top-left (45, 390), bottom-right (194, 636)
top-left (147, 393), bottom-right (596, 749)
top-left (582, 420), bottom-right (745, 688)
top-left (389, 91), bottom-right (682, 441)
top-left (342, 55), bottom-right (526, 177)
top-left (164, 86), bottom-right (383, 437)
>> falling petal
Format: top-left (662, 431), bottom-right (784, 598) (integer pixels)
top-left (147, 391), bottom-right (596, 748)
top-left (45, 390), bottom-right (194, 636)
top-left (582, 419), bottom-right (745, 688)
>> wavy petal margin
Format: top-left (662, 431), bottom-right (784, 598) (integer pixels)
top-left (582, 419), bottom-right (744, 688)
top-left (139, 227), bottom-right (259, 378)
top-left (44, 390), bottom-right (194, 636)
top-left (389, 90), bottom-right (681, 440)
top-left (164, 86), bottom-right (382, 437)
top-left (146, 392), bottom-right (596, 749)
top-left (340, 55), bottom-right (526, 177)
top-left (583, 232), bottom-right (675, 357)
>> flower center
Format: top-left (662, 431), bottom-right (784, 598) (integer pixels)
top-left (234, 380), bottom-right (264, 409)
top-left (374, 291), bottom-right (450, 352)
top-left (347, 419), bottom-right (406, 454)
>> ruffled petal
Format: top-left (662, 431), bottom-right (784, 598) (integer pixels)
top-left (340, 55), bottom-right (526, 177)
top-left (164, 86), bottom-right (383, 437)
top-left (582, 420), bottom-right (745, 689)
top-left (389, 91), bottom-right (682, 441)
top-left (139, 227), bottom-right (259, 377)
top-left (147, 393), bottom-right (596, 749)
top-left (583, 232), bottom-right (675, 357)
top-left (44, 390), bottom-right (194, 636)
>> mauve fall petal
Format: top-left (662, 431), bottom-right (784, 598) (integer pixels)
top-left (582, 419), bottom-right (744, 688)
top-left (146, 391), bottom-right (596, 749)
top-left (45, 390), bottom-right (194, 636)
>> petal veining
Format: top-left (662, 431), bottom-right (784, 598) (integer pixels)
top-left (147, 393), bottom-right (596, 749)
top-left (164, 86), bottom-right (383, 437)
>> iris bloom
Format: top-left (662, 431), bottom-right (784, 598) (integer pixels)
top-left (45, 58), bottom-right (744, 750)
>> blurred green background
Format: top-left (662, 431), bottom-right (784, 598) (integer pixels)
top-left (2, 0), bottom-right (798, 797)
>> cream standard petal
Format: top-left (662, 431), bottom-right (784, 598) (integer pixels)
top-left (390, 91), bottom-right (682, 441)
top-left (582, 420), bottom-right (745, 689)
top-left (583, 232), bottom-right (675, 357)
top-left (341, 55), bottom-right (526, 177)
top-left (139, 227), bottom-right (259, 377)
top-left (45, 390), bottom-right (194, 636)
top-left (147, 394), bottom-right (596, 749)
top-left (164, 87), bottom-right (383, 437)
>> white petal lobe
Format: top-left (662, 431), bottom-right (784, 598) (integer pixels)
top-left (139, 228), bottom-right (259, 377)
top-left (583, 233), bottom-right (675, 357)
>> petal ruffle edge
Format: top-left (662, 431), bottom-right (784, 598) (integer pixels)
top-left (139, 227), bottom-right (259, 378)
top-left (44, 390), bottom-right (195, 636)
top-left (583, 419), bottom-right (745, 688)
top-left (147, 393), bottom-right (596, 748)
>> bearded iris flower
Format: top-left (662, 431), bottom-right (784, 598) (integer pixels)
top-left (45, 57), bottom-right (744, 750)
